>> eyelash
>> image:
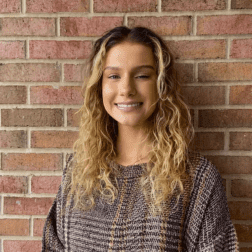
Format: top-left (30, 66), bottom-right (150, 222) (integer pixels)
top-left (108, 75), bottom-right (150, 79)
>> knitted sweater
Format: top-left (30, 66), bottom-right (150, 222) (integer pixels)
top-left (42, 152), bottom-right (239, 251)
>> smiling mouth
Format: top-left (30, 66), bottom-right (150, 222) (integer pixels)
top-left (115, 102), bottom-right (143, 106)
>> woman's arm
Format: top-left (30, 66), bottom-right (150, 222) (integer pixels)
top-left (41, 154), bottom-right (74, 252)
top-left (195, 162), bottom-right (239, 251)
top-left (42, 198), bottom-right (65, 251)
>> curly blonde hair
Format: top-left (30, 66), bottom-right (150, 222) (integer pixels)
top-left (68, 26), bottom-right (194, 216)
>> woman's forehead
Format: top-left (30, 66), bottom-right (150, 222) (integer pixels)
top-left (103, 42), bottom-right (156, 69)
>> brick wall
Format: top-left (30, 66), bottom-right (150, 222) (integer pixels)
top-left (0, 0), bottom-right (251, 251)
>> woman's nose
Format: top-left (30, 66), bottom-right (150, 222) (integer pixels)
top-left (119, 76), bottom-right (136, 96)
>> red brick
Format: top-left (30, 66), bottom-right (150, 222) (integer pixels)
top-left (163, 0), bottom-right (225, 11)
top-left (181, 86), bottom-right (225, 106)
top-left (0, 86), bottom-right (26, 104)
top-left (230, 132), bottom-right (252, 151)
top-left (231, 39), bottom-right (252, 59)
top-left (228, 201), bottom-right (252, 220)
top-left (27, 0), bottom-right (89, 13)
top-left (4, 240), bottom-right (42, 252)
top-left (1, 109), bottom-right (63, 127)
top-left (197, 15), bottom-right (252, 35)
top-left (32, 176), bottom-right (61, 194)
top-left (128, 16), bottom-right (192, 36)
top-left (0, 219), bottom-right (29, 236)
top-left (0, 130), bottom-right (27, 148)
top-left (0, 18), bottom-right (55, 36)
top-left (0, 41), bottom-right (25, 59)
top-left (199, 110), bottom-right (252, 128)
top-left (0, 0), bottom-right (21, 13)
top-left (206, 155), bottom-right (252, 174)
top-left (67, 109), bottom-right (81, 127)
top-left (31, 131), bottom-right (78, 148)
top-left (235, 224), bottom-right (252, 242)
top-left (167, 40), bottom-right (226, 60)
top-left (64, 64), bottom-right (84, 82)
top-left (30, 86), bottom-right (82, 105)
top-left (94, 0), bottom-right (157, 12)
top-left (191, 132), bottom-right (224, 151)
top-left (198, 62), bottom-right (252, 82)
top-left (2, 153), bottom-right (62, 171)
top-left (231, 0), bottom-right (252, 9)
top-left (61, 17), bottom-right (124, 37)
top-left (230, 85), bottom-right (252, 105)
top-left (33, 218), bottom-right (46, 237)
top-left (175, 63), bottom-right (194, 83)
top-left (0, 176), bottom-right (27, 193)
top-left (231, 180), bottom-right (252, 198)
top-left (30, 40), bottom-right (92, 59)
top-left (0, 63), bottom-right (60, 82)
top-left (4, 197), bottom-right (54, 215)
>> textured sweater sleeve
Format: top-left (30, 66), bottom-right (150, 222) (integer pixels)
top-left (195, 161), bottom-right (239, 251)
top-left (41, 154), bottom-right (73, 252)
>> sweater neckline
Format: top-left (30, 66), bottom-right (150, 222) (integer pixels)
top-left (108, 159), bottom-right (148, 179)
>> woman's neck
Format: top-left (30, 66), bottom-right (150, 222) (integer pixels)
top-left (115, 126), bottom-right (152, 166)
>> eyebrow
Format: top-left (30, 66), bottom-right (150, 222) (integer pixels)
top-left (104, 65), bottom-right (155, 71)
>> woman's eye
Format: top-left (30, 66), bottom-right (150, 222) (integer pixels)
top-left (136, 75), bottom-right (149, 79)
top-left (108, 75), bottom-right (120, 79)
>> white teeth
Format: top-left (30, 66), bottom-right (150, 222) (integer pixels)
top-left (117, 103), bottom-right (141, 108)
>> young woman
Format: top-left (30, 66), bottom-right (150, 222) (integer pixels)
top-left (42, 26), bottom-right (239, 251)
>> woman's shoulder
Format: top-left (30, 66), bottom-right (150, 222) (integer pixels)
top-left (186, 151), bottom-right (223, 189)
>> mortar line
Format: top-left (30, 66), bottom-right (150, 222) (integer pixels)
top-left (198, 150), bottom-right (252, 156)
top-left (226, 85), bottom-right (230, 105)
top-left (224, 130), bottom-right (230, 152)
top-left (0, 104), bottom-right (82, 109)
top-left (28, 175), bottom-right (32, 194)
top-left (22, 0), bottom-right (26, 14)
top-left (222, 174), bottom-right (252, 180)
top-left (0, 193), bottom-right (57, 198)
top-left (0, 83), bottom-right (82, 87)
top-left (192, 15), bottom-right (197, 36)
top-left (227, 0), bottom-right (231, 10)
top-left (0, 148), bottom-right (251, 155)
top-left (227, 38), bottom-right (231, 60)
top-left (123, 14), bottom-right (127, 26)
top-left (0, 236), bottom-right (42, 240)
top-left (57, 17), bottom-right (60, 37)
top-left (1, 35), bottom-right (252, 41)
top-left (64, 108), bottom-right (67, 128)
top-left (60, 62), bottom-right (65, 83)
top-left (30, 216), bottom-right (33, 236)
top-left (194, 62), bottom-right (198, 82)
top-left (26, 38), bottom-right (29, 59)
top-left (27, 128), bottom-right (31, 149)
top-left (0, 171), bottom-right (63, 176)
top-left (0, 9), bottom-right (252, 17)
top-left (2, 123), bottom-right (252, 131)
top-left (157, 0), bottom-right (161, 13)
top-left (0, 148), bottom-right (75, 153)
top-left (27, 84), bottom-right (30, 105)
top-left (90, 0), bottom-right (93, 13)
top-left (3, 57), bottom-right (252, 64)
top-left (1, 196), bottom-right (3, 215)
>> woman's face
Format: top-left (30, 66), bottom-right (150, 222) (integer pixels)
top-left (102, 41), bottom-right (158, 129)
